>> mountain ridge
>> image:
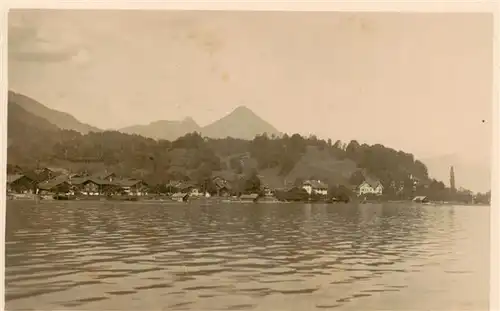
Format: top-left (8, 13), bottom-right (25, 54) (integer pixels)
top-left (118, 105), bottom-right (281, 141)
top-left (8, 90), bottom-right (101, 134)
top-left (119, 118), bottom-right (202, 141)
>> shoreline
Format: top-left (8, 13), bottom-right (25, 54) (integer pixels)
top-left (6, 195), bottom-right (489, 207)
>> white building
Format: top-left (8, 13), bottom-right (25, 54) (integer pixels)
top-left (302, 180), bottom-right (328, 196)
top-left (357, 180), bottom-right (384, 196)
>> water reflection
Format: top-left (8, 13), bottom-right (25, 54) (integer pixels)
top-left (6, 201), bottom-right (489, 310)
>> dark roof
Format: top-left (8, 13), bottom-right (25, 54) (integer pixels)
top-left (71, 177), bottom-right (144, 187)
top-left (7, 174), bottom-right (26, 184)
top-left (213, 177), bottom-right (232, 190)
top-left (115, 178), bottom-right (144, 187)
top-left (80, 178), bottom-right (113, 186)
top-left (367, 180), bottom-right (383, 188)
top-left (70, 177), bottom-right (92, 185)
top-left (358, 179), bottom-right (383, 189)
top-left (24, 169), bottom-right (51, 182)
top-left (37, 175), bottom-right (70, 190)
top-left (90, 178), bottom-right (113, 185)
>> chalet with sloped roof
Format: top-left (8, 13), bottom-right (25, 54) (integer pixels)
top-left (7, 174), bottom-right (36, 194)
top-left (213, 176), bottom-right (232, 196)
top-left (37, 175), bottom-right (72, 194)
top-left (357, 179), bottom-right (384, 196)
top-left (302, 180), bottom-right (328, 196)
top-left (115, 178), bottom-right (148, 196)
top-left (90, 171), bottom-right (116, 183)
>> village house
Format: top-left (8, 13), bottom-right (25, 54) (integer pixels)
top-left (91, 171), bottom-right (116, 183)
top-left (357, 179), bottom-right (384, 196)
top-left (213, 176), bottom-right (232, 197)
top-left (37, 175), bottom-right (72, 195)
top-left (69, 173), bottom-right (147, 196)
top-left (116, 178), bottom-right (149, 196)
top-left (70, 177), bottom-right (113, 195)
top-left (7, 174), bottom-right (36, 194)
top-left (166, 181), bottom-right (200, 196)
top-left (302, 180), bottom-right (328, 196)
top-left (23, 167), bottom-right (57, 184)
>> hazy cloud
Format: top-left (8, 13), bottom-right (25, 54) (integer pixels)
top-left (8, 11), bottom-right (88, 63)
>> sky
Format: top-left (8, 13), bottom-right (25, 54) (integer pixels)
top-left (7, 10), bottom-right (493, 184)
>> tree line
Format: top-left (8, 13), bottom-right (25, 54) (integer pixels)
top-left (9, 127), bottom-right (476, 201)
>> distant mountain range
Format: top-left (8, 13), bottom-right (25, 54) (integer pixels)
top-left (8, 90), bottom-right (281, 141)
top-left (119, 117), bottom-right (202, 141)
top-left (119, 105), bottom-right (281, 141)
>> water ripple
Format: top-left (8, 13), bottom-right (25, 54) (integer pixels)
top-left (5, 201), bottom-right (490, 310)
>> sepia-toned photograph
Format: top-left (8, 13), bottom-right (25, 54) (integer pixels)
top-left (4, 7), bottom-right (494, 311)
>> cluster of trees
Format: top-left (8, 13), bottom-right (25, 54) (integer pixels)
top-left (247, 133), bottom-right (430, 185)
top-left (8, 124), bottom-right (441, 200)
top-left (344, 141), bottom-right (429, 185)
top-left (474, 191), bottom-right (491, 205)
top-left (148, 170), bottom-right (262, 196)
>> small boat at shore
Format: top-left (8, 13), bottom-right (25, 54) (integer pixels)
top-left (412, 196), bottom-right (430, 204)
top-left (171, 192), bottom-right (190, 202)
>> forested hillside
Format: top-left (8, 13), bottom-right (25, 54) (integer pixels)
top-left (7, 90), bottom-right (445, 199)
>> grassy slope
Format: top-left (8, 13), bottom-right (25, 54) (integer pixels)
top-left (214, 146), bottom-right (359, 189)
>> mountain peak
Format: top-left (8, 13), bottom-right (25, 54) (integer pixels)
top-left (233, 105), bottom-right (251, 112)
top-left (182, 116), bottom-right (198, 125)
top-left (201, 105), bottom-right (280, 140)
top-left (230, 105), bottom-right (256, 116)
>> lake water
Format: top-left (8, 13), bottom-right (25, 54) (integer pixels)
top-left (5, 201), bottom-right (490, 310)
